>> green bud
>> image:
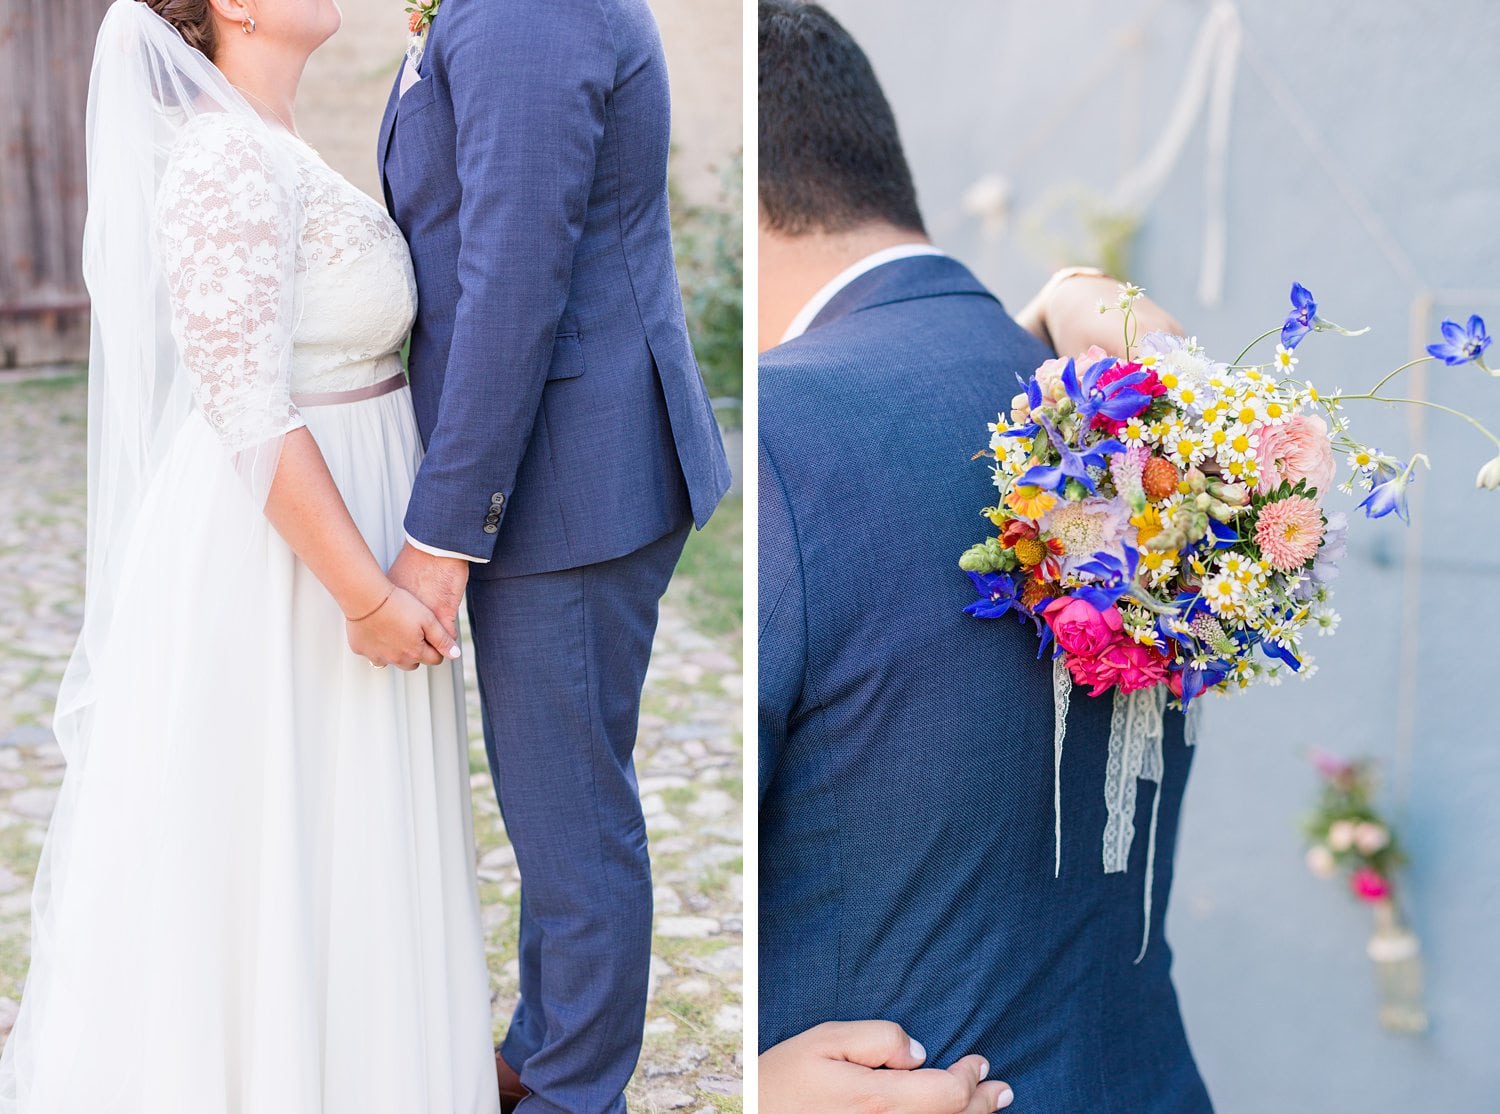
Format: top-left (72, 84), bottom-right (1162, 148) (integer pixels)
top-left (959, 543), bottom-right (999, 573)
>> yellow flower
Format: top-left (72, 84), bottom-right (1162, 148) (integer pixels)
top-left (1130, 506), bottom-right (1164, 547)
top-left (1005, 484), bottom-right (1057, 520)
top-left (1013, 537), bottom-right (1046, 567)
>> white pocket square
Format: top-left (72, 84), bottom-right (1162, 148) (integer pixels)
top-left (399, 58), bottom-right (422, 98)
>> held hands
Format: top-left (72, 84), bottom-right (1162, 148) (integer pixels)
top-left (1017, 268), bottom-right (1185, 360)
top-left (759, 1021), bottom-right (1014, 1114)
top-left (345, 583), bottom-right (459, 670)
top-left (387, 542), bottom-right (470, 652)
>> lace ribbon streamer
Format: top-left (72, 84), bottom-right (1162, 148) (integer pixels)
top-left (1052, 657), bottom-right (1072, 878)
top-left (1050, 667), bottom-right (1170, 962)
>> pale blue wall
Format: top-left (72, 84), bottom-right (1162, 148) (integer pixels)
top-left (814, 2), bottom-right (1500, 1109)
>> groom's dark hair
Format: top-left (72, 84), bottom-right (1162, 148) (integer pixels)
top-left (759, 1), bottom-right (926, 237)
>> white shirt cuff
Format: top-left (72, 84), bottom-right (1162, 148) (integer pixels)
top-left (405, 532), bottom-right (490, 564)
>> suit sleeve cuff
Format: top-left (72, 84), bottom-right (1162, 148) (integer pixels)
top-left (405, 532), bottom-right (490, 564)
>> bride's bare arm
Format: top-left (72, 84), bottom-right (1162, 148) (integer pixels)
top-left (154, 118), bottom-right (453, 670)
top-left (1017, 268), bottom-right (1185, 358)
top-left (264, 429), bottom-right (457, 669)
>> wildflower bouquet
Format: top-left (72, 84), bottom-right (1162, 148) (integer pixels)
top-left (960, 282), bottom-right (1497, 707)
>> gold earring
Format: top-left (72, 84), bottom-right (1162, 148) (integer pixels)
top-left (241, 16), bottom-right (256, 33)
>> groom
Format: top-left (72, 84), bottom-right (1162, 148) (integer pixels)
top-left (378, 1), bottom-right (731, 1111)
top-left (758, 3), bottom-right (1210, 1112)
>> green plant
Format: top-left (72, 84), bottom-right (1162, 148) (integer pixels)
top-left (672, 154), bottom-right (743, 421)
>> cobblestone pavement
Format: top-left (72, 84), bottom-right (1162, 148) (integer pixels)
top-left (0, 374), bottom-right (743, 1112)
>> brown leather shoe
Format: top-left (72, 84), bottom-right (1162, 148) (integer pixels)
top-left (496, 1049), bottom-right (530, 1113)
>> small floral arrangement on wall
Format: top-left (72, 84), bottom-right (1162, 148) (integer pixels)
top-left (1303, 752), bottom-right (1428, 1033)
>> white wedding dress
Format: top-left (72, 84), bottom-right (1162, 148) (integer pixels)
top-left (0, 110), bottom-right (500, 1113)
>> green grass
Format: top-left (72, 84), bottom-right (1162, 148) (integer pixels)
top-left (671, 493), bottom-right (742, 642)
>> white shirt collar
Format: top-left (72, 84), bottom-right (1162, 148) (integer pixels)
top-left (779, 243), bottom-right (947, 344)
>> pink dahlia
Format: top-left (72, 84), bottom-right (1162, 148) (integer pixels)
top-left (1254, 414), bottom-right (1336, 496)
top-left (1091, 361), bottom-right (1166, 433)
top-left (1254, 495), bottom-right (1325, 572)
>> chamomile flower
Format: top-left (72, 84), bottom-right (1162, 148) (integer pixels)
top-left (1199, 400), bottom-right (1230, 426)
top-left (1348, 445), bottom-right (1382, 474)
top-left (1260, 618), bottom-right (1300, 653)
top-left (1218, 424), bottom-right (1259, 464)
top-left (1229, 659), bottom-right (1260, 689)
top-left (1298, 659), bottom-right (1319, 681)
top-left (1139, 548), bottom-right (1178, 587)
top-left (1202, 573), bottom-right (1247, 617)
top-left (1272, 344), bottom-right (1299, 375)
top-left (1260, 394), bottom-right (1294, 425)
top-left (1117, 417), bottom-right (1153, 447)
top-left (1168, 381), bottom-right (1210, 412)
top-left (1227, 398), bottom-right (1265, 428)
top-left (1216, 552), bottom-right (1256, 584)
top-left (1312, 609), bottom-right (1341, 636)
top-left (1165, 429), bottom-right (1209, 469)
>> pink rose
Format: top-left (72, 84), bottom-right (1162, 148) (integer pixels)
top-left (1350, 867), bottom-right (1392, 904)
top-left (1065, 640), bottom-right (1170, 698)
top-left (1043, 596), bottom-right (1122, 658)
top-left (1255, 414), bottom-right (1336, 497)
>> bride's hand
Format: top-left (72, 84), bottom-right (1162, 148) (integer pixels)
top-left (1016, 268), bottom-right (1185, 359)
top-left (345, 585), bottom-right (457, 670)
top-left (759, 1021), bottom-right (1013, 1113)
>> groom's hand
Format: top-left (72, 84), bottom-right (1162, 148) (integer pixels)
top-left (388, 543), bottom-right (469, 651)
top-left (759, 1021), bottom-right (1014, 1114)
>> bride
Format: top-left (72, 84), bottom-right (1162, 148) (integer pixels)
top-left (0, 1), bottom-right (500, 1110)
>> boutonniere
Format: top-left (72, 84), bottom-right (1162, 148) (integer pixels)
top-left (405, 0), bottom-right (440, 67)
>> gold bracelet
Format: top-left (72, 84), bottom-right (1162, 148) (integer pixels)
top-left (1049, 265), bottom-right (1109, 288)
top-left (346, 586), bottom-right (395, 623)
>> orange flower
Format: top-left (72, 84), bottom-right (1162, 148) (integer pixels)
top-left (1005, 484), bottom-right (1058, 520)
top-left (409, 10), bottom-right (424, 32)
top-left (1021, 576), bottom-right (1054, 611)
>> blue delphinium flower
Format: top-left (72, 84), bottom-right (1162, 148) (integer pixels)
top-left (1071, 547), bottom-right (1140, 612)
top-left (1062, 357), bottom-right (1155, 425)
top-left (963, 571), bottom-right (1023, 620)
top-left (1357, 455), bottom-right (1427, 522)
top-left (1281, 282), bottom-right (1317, 350)
top-left (1176, 659), bottom-right (1231, 708)
top-left (997, 375), bottom-right (1044, 441)
top-left (1016, 413), bottom-right (1126, 494)
top-left (1425, 315), bottom-right (1491, 367)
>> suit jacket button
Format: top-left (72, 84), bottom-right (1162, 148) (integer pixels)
top-left (490, 492), bottom-right (505, 506)
top-left (483, 523), bottom-right (499, 534)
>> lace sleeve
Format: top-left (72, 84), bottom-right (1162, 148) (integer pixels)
top-left (154, 115), bottom-right (304, 454)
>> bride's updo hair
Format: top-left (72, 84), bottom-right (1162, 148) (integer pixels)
top-left (138, 0), bottom-right (218, 60)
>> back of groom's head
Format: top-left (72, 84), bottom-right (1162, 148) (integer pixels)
top-left (758, 1), bottom-right (926, 237)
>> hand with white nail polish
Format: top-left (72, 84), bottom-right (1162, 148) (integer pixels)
top-left (759, 1020), bottom-right (1014, 1113)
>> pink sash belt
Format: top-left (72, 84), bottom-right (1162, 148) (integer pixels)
top-left (292, 372), bottom-right (408, 408)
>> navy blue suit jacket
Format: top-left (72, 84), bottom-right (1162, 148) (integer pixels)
top-left (379, 0), bottom-right (730, 577)
top-left (759, 255), bottom-right (1212, 1112)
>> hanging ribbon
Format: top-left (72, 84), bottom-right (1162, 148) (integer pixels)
top-left (1052, 656), bottom-right (1072, 878)
top-left (1051, 668), bottom-right (1170, 962)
